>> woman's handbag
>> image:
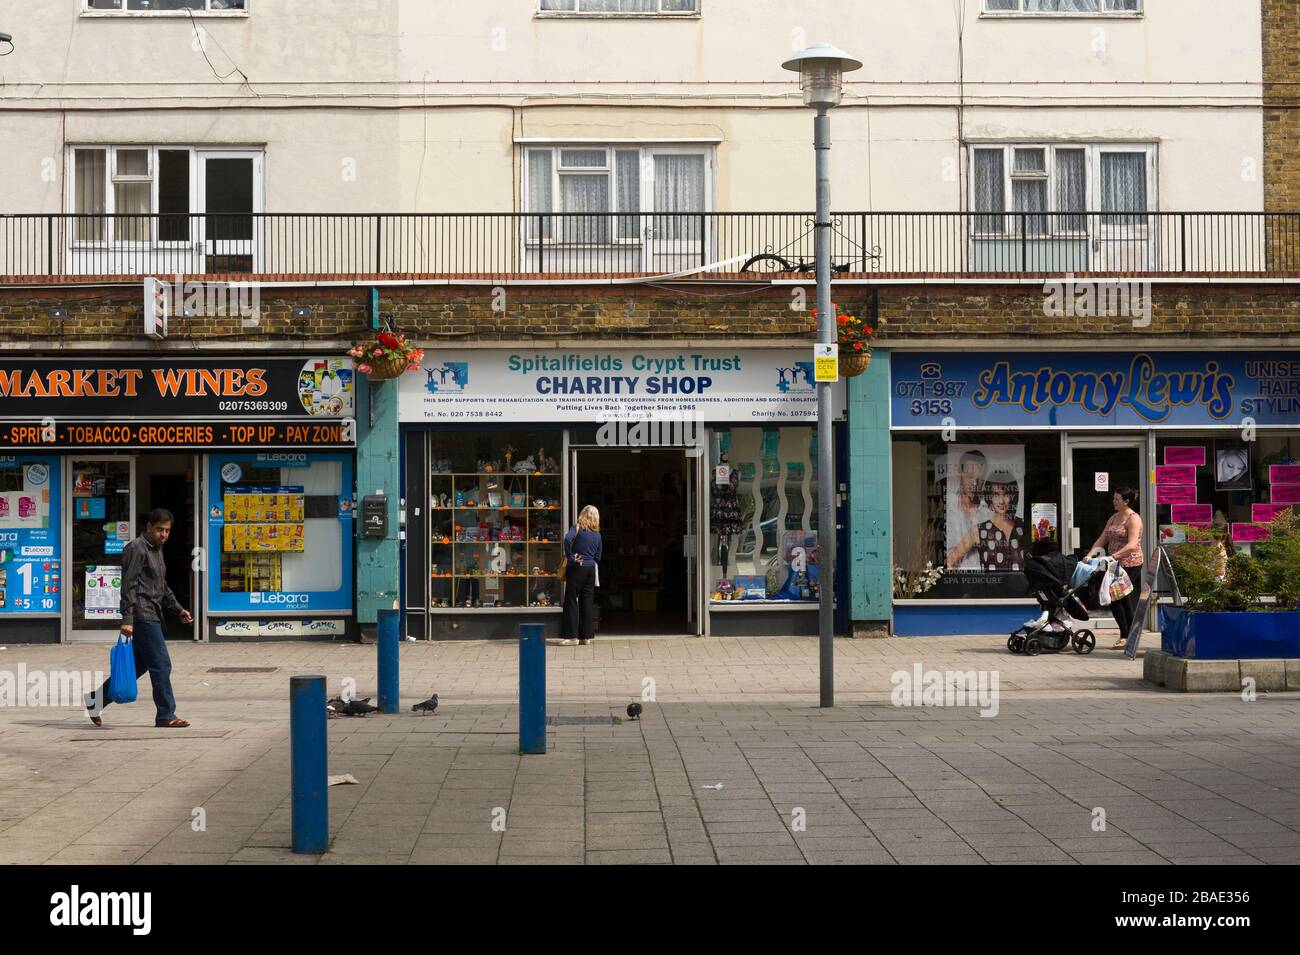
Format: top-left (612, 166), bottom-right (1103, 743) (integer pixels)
top-left (108, 635), bottom-right (138, 704)
top-left (556, 526), bottom-right (575, 582)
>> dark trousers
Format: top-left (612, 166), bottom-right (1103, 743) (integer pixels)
top-left (561, 564), bottom-right (596, 640)
top-left (96, 618), bottom-right (177, 724)
top-left (1110, 566), bottom-right (1142, 640)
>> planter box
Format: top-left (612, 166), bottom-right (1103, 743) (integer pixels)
top-left (1159, 606), bottom-right (1300, 660)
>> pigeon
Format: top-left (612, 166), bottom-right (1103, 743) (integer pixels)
top-left (626, 702), bottom-right (643, 721)
top-left (412, 693), bottom-right (439, 714)
top-left (327, 696), bottom-right (379, 717)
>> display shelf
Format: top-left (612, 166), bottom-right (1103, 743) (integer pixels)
top-left (429, 470), bottom-right (563, 612)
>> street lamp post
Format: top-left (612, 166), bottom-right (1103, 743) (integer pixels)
top-left (782, 43), bottom-right (862, 709)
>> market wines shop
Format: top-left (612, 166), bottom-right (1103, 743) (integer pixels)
top-left (886, 351), bottom-right (1300, 636)
top-left (399, 348), bottom-right (848, 639)
top-left (0, 356), bottom-right (356, 644)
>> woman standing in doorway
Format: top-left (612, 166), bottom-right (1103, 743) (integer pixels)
top-left (1087, 486), bottom-right (1145, 649)
top-left (561, 505), bottom-right (602, 646)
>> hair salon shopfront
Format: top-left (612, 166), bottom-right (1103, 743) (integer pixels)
top-left (868, 349), bottom-right (1300, 637)
top-left (398, 347), bottom-right (848, 640)
top-left (0, 355), bottom-right (357, 644)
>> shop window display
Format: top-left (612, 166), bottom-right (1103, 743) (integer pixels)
top-left (428, 431), bottom-right (562, 609)
top-left (1154, 433), bottom-right (1300, 548)
top-left (708, 426), bottom-right (819, 603)
top-left (208, 453), bottom-right (354, 613)
top-left (892, 433), bottom-right (1060, 600)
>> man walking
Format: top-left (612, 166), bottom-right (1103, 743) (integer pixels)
top-left (85, 509), bottom-right (194, 728)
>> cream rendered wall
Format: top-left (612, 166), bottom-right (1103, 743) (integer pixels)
top-left (0, 0), bottom-right (1266, 215)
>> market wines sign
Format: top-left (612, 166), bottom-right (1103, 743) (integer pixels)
top-left (0, 357), bottom-right (357, 449)
top-left (0, 357), bottom-right (355, 419)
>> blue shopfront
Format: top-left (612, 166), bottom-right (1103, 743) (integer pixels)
top-left (851, 349), bottom-right (1300, 637)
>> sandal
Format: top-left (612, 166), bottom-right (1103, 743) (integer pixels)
top-left (155, 718), bottom-right (190, 728)
top-left (1111, 639), bottom-right (1128, 650)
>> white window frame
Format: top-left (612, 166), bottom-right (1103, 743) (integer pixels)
top-left (968, 142), bottom-right (1156, 237)
top-left (981, 0), bottom-right (1142, 16)
top-left (522, 144), bottom-right (714, 246)
top-left (82, 0), bottom-right (249, 17)
top-left (67, 145), bottom-right (264, 248)
top-left (537, 0), bottom-right (700, 18)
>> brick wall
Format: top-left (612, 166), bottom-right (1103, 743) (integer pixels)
top-left (0, 284), bottom-right (816, 344)
top-left (860, 284), bottom-right (1300, 341)
top-left (1263, 0), bottom-right (1300, 269)
top-left (1, 282), bottom-right (1298, 348)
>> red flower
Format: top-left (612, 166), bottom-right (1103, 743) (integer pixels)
top-left (377, 332), bottom-right (400, 350)
top-left (853, 341), bottom-right (864, 351)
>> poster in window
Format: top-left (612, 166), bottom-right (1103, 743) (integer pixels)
top-left (941, 444), bottom-right (1027, 574)
top-left (1214, 440), bottom-right (1252, 491)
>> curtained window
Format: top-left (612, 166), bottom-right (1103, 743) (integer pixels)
top-left (971, 143), bottom-right (1153, 234)
top-left (539, 0), bottom-right (698, 13)
top-left (524, 145), bottom-right (711, 243)
top-left (984, 0), bottom-right (1140, 12)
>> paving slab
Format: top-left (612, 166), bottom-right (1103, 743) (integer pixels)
top-left (0, 635), bottom-right (1297, 866)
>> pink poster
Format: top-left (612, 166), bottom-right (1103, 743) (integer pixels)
top-left (1155, 465), bottom-right (1197, 486)
top-left (1273, 484), bottom-right (1300, 505)
top-left (1231, 524), bottom-right (1271, 543)
top-left (1164, 446), bottom-right (1206, 467)
top-left (1253, 503), bottom-right (1293, 522)
top-left (1270, 464), bottom-right (1300, 486)
top-left (1156, 484), bottom-right (1198, 505)
top-left (1170, 504), bottom-right (1212, 524)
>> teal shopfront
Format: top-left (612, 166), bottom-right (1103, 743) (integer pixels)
top-left (851, 349), bottom-right (1300, 637)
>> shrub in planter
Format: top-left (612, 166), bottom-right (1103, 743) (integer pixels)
top-left (1163, 512), bottom-right (1300, 660)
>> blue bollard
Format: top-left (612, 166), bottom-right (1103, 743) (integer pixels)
top-left (290, 675), bottom-right (328, 854)
top-left (519, 623), bottom-right (546, 754)
top-left (377, 609), bottom-right (400, 714)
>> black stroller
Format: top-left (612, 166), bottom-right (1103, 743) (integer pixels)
top-left (1007, 550), bottom-right (1100, 656)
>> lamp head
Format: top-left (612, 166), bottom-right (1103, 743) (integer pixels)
top-left (781, 42), bottom-right (863, 109)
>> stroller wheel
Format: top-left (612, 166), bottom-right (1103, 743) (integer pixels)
top-left (1073, 630), bottom-right (1096, 655)
top-left (1007, 635), bottom-right (1020, 653)
top-left (1025, 637), bottom-right (1042, 656)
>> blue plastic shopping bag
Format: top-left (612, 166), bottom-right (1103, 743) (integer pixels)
top-left (108, 636), bottom-right (137, 704)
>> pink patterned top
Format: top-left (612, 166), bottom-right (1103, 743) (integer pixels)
top-left (1105, 512), bottom-right (1145, 569)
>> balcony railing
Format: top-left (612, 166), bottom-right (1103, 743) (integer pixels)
top-left (2, 212), bottom-right (1299, 281)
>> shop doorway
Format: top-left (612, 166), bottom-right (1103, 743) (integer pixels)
top-left (136, 454), bottom-right (200, 640)
top-left (1066, 439), bottom-right (1144, 629)
top-left (1067, 442), bottom-right (1144, 561)
top-left (571, 448), bottom-right (698, 635)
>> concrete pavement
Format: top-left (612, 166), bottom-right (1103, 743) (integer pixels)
top-left (1, 636), bottom-right (1298, 865)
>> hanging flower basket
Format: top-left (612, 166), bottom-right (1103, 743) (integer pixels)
top-left (366, 352), bottom-right (411, 381)
top-left (814, 303), bottom-right (876, 378)
top-left (348, 330), bottom-right (425, 381)
top-left (841, 350), bottom-right (872, 377)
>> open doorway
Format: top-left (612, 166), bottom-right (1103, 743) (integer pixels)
top-left (135, 454), bottom-right (199, 640)
top-left (573, 448), bottom-right (691, 635)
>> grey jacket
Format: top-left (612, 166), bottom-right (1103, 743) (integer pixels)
top-left (119, 535), bottom-right (183, 627)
